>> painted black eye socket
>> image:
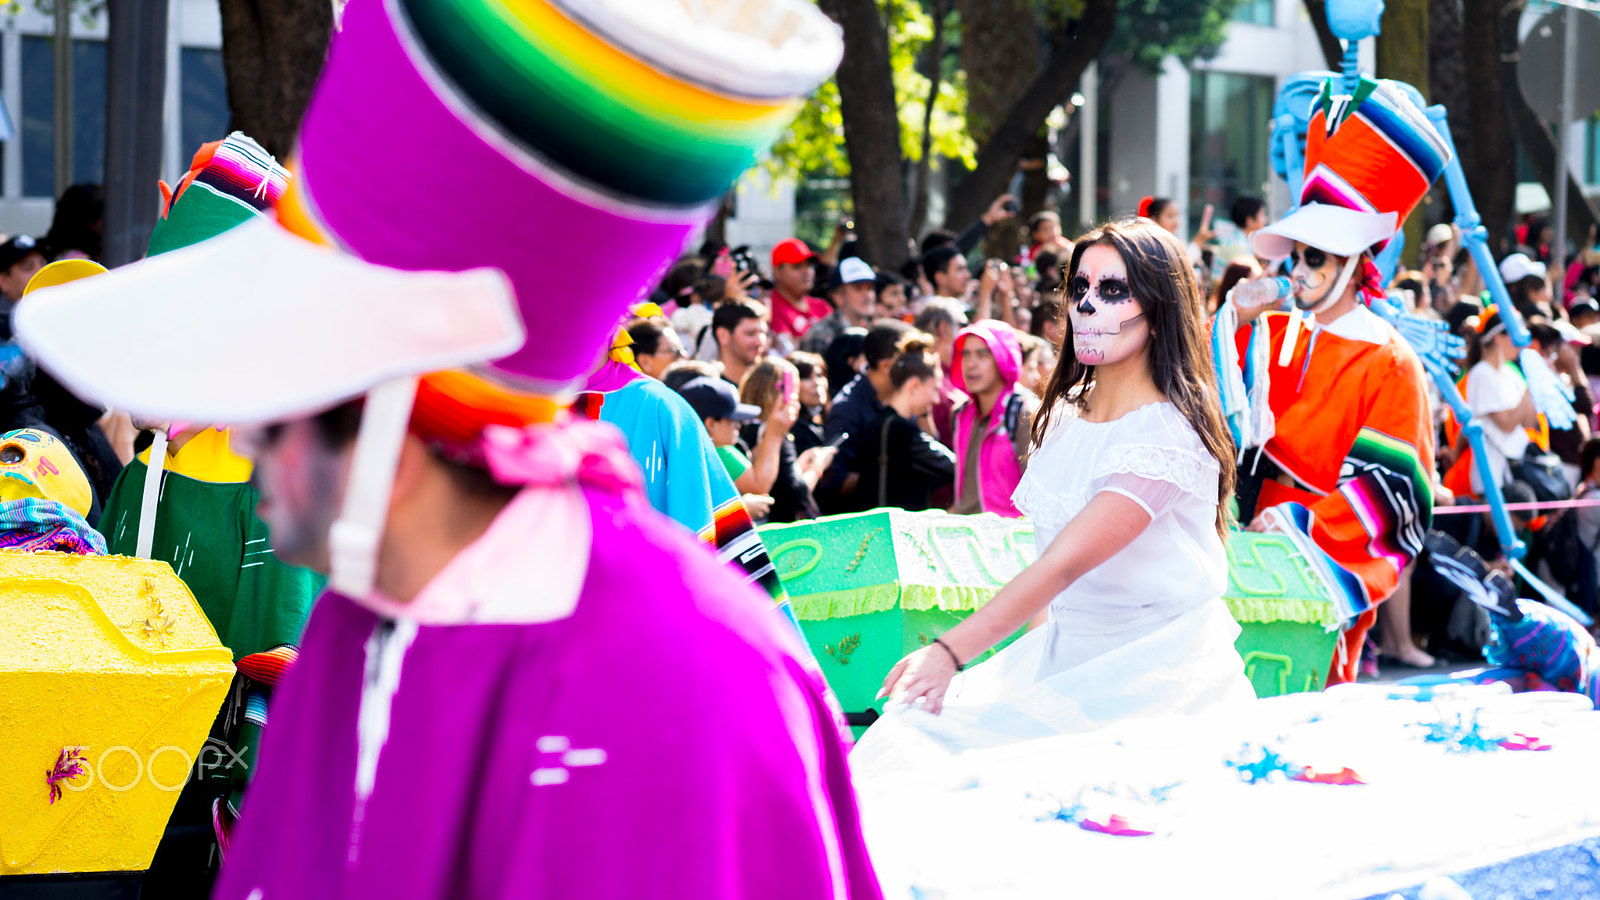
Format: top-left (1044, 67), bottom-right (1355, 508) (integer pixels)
top-left (1097, 279), bottom-right (1131, 302)
top-left (0, 444), bottom-right (24, 465)
top-left (1066, 277), bottom-right (1132, 303)
top-left (1290, 248), bottom-right (1328, 269)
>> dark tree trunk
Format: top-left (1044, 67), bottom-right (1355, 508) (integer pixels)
top-left (706, 193), bottom-right (734, 248)
top-left (1428, 0), bottom-right (1470, 226)
top-left (908, 0), bottom-right (950, 239)
top-left (1494, 1), bottom-right (1599, 245)
top-left (1377, 0), bottom-right (1428, 266)
top-left (816, 0), bottom-right (912, 269)
top-left (218, 0), bottom-right (334, 161)
top-left (1459, 0), bottom-right (1516, 253)
top-left (957, 0), bottom-right (1043, 144)
top-left (1301, 0), bottom-right (1346, 70)
top-left (945, 0), bottom-right (1118, 231)
top-left (957, 0), bottom-right (1042, 260)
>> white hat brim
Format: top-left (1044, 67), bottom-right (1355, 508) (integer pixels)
top-left (1251, 203), bottom-right (1398, 260)
top-left (15, 218), bottom-right (525, 424)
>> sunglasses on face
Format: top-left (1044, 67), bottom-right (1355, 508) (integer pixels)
top-left (1066, 276), bottom-right (1132, 304)
top-left (1289, 247), bottom-right (1328, 269)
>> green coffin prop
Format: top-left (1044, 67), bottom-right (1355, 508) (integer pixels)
top-left (761, 511), bottom-right (1340, 721)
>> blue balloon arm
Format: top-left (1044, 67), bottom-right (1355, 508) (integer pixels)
top-left (1427, 365), bottom-right (1525, 560)
top-left (1374, 229), bottom-right (1405, 284)
top-left (1425, 106), bottom-right (1529, 348)
top-left (1509, 558), bottom-right (1595, 626)
top-left (1280, 126), bottom-right (1304, 208)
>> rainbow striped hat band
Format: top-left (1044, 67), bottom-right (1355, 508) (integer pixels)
top-left (147, 132), bottom-right (290, 257)
top-left (1300, 76), bottom-right (1449, 228)
top-left (278, 0), bottom-right (841, 388)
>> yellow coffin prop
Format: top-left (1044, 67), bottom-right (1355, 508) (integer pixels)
top-left (0, 551), bottom-right (235, 875)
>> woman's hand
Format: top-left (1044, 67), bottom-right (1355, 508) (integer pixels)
top-left (796, 445), bottom-right (837, 483)
top-left (769, 399), bottom-right (799, 433)
top-left (741, 493), bottom-right (773, 518)
top-left (725, 270), bottom-right (757, 303)
top-left (877, 643), bottom-right (961, 714)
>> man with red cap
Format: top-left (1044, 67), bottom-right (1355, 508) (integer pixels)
top-left (768, 237), bottom-right (831, 353)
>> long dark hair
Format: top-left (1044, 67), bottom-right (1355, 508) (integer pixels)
top-left (1030, 218), bottom-right (1237, 536)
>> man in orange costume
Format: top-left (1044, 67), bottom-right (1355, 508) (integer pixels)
top-left (1225, 77), bottom-right (1449, 684)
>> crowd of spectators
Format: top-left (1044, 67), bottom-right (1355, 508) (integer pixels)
top-left (622, 193), bottom-right (1056, 527)
top-left (8, 173), bottom-right (1600, 679)
top-left (620, 195), bottom-right (1600, 678)
top-left (1318, 218), bottom-right (1600, 673)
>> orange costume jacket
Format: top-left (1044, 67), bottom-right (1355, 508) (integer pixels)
top-left (1234, 306), bottom-right (1435, 684)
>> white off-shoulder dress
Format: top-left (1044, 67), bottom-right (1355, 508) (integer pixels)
top-left (854, 402), bottom-right (1254, 769)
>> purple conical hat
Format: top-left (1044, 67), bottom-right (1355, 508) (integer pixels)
top-left (15, 0), bottom-right (842, 420)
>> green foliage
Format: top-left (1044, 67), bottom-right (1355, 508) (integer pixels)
top-left (884, 0), bottom-right (975, 168)
top-left (768, 0), bottom-right (975, 181)
top-left (1107, 0), bottom-right (1243, 74)
top-left (769, 0), bottom-right (1241, 191)
top-left (4, 0), bottom-right (107, 27)
top-left (768, 81), bottom-right (852, 177)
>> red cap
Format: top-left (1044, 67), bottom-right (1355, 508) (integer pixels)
top-left (771, 237), bottom-right (817, 268)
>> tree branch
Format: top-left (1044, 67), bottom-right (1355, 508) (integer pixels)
top-left (909, 0), bottom-right (949, 238)
top-left (945, 0), bottom-right (1119, 230)
top-left (817, 0), bottom-right (912, 267)
top-left (1300, 0), bottom-right (1345, 70)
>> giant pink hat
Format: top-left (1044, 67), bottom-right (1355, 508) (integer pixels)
top-left (15, 0), bottom-right (841, 598)
top-left (16, 0), bottom-right (842, 422)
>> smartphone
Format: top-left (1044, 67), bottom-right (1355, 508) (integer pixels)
top-left (825, 432), bottom-right (849, 449)
top-left (1002, 198), bottom-right (1020, 215)
top-left (1199, 204), bottom-right (1214, 235)
top-left (781, 369), bottom-right (798, 405)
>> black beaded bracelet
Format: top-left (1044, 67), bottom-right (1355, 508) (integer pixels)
top-left (933, 637), bottom-right (966, 672)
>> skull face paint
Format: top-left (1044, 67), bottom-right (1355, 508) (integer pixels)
top-left (1068, 244), bottom-right (1149, 367)
top-left (1289, 242), bottom-right (1347, 312)
top-left (0, 428), bottom-right (93, 516)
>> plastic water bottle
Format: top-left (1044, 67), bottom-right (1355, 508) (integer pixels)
top-left (1228, 276), bottom-right (1292, 310)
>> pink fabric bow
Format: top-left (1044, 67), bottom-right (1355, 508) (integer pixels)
top-left (1358, 255), bottom-right (1387, 307)
top-left (481, 421), bottom-right (642, 496)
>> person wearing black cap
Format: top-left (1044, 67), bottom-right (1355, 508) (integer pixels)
top-left (0, 235), bottom-right (47, 339)
top-left (814, 320), bottom-right (914, 514)
top-left (677, 375), bottom-right (765, 486)
top-left (800, 257), bottom-right (877, 354)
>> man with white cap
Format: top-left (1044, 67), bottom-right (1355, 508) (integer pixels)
top-left (14, 0), bottom-right (880, 896)
top-left (1225, 76), bottom-right (1448, 685)
top-left (802, 256), bottom-right (878, 354)
top-left (1499, 252), bottom-right (1555, 320)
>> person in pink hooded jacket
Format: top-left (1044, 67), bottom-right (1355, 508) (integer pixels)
top-left (950, 320), bottom-right (1039, 516)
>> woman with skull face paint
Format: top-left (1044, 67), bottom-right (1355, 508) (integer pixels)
top-left (863, 219), bottom-right (1252, 742)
